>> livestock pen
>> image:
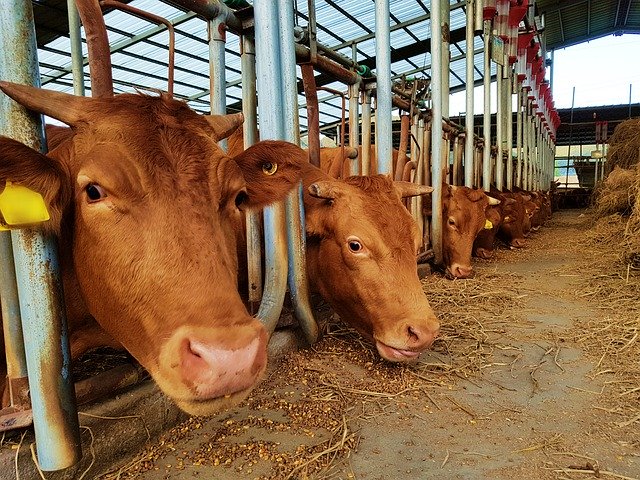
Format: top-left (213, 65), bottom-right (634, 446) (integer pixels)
top-left (0, 0), bottom-right (638, 479)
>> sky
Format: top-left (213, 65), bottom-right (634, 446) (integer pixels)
top-left (448, 33), bottom-right (640, 116)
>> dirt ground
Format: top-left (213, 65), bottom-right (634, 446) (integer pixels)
top-left (100, 210), bottom-right (640, 480)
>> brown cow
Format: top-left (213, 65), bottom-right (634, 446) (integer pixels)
top-left (489, 190), bottom-right (527, 248)
top-left (0, 82), bottom-right (304, 415)
top-left (424, 185), bottom-right (500, 278)
top-left (472, 202), bottom-right (504, 259)
top-left (228, 129), bottom-right (440, 362)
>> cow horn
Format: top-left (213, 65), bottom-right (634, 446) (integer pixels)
top-left (488, 196), bottom-right (501, 206)
top-left (394, 182), bottom-right (434, 198)
top-left (308, 180), bottom-right (346, 200)
top-left (203, 113), bottom-right (244, 141)
top-left (0, 81), bottom-right (93, 126)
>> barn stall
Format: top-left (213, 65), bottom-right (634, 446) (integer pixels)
top-left (0, 0), bottom-right (638, 479)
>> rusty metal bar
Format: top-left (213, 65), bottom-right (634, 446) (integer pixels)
top-left (395, 115), bottom-right (411, 181)
top-left (301, 63), bottom-right (321, 167)
top-left (75, 364), bottom-right (145, 406)
top-left (294, 44), bottom-right (360, 85)
top-left (0, 0), bottom-right (82, 469)
top-left (99, 0), bottom-right (175, 95)
top-left (76, 0), bottom-right (113, 97)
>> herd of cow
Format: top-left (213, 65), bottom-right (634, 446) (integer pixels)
top-left (0, 83), bottom-right (552, 417)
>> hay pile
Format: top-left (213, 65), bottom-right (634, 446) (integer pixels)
top-left (606, 118), bottom-right (640, 172)
top-left (592, 166), bottom-right (637, 217)
top-left (624, 164), bottom-right (640, 266)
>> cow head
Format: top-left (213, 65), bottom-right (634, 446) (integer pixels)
top-left (473, 203), bottom-right (504, 259)
top-left (0, 82), bottom-right (303, 415)
top-left (304, 174), bottom-right (440, 362)
top-left (491, 191), bottom-right (527, 248)
top-left (442, 185), bottom-right (500, 279)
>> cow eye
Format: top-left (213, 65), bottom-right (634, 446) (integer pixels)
top-left (85, 183), bottom-right (107, 203)
top-left (348, 240), bottom-right (362, 252)
top-left (262, 162), bottom-right (278, 176)
top-left (447, 217), bottom-right (456, 227)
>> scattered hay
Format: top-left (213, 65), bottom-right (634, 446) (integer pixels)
top-left (592, 167), bottom-right (637, 217)
top-left (571, 212), bottom-right (640, 435)
top-left (606, 118), bottom-right (640, 172)
top-left (99, 270), bottom-right (526, 479)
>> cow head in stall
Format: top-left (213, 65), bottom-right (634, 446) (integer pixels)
top-left (489, 190), bottom-right (527, 248)
top-left (303, 174), bottom-right (440, 362)
top-left (440, 185), bottom-right (501, 279)
top-left (0, 82), bottom-right (304, 415)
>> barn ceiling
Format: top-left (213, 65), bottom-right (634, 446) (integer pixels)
top-left (27, 0), bottom-right (640, 136)
top-left (536, 0), bottom-right (640, 50)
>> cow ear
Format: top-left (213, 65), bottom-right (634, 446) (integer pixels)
top-left (203, 113), bottom-right (244, 141)
top-left (231, 140), bottom-right (303, 209)
top-left (0, 137), bottom-right (70, 235)
top-left (504, 197), bottom-right (517, 206)
top-left (307, 180), bottom-right (348, 200)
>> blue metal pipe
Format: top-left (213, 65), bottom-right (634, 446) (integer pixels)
top-left (0, 0), bottom-right (81, 469)
top-left (254, 0), bottom-right (288, 333)
top-left (374, 0), bottom-right (392, 174)
top-left (67, 0), bottom-right (85, 96)
top-left (278, 0), bottom-right (319, 344)
top-left (430, 0), bottom-right (444, 264)
top-left (0, 232), bottom-right (29, 410)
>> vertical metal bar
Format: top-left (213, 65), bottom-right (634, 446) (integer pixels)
top-left (452, 134), bottom-right (462, 185)
top-left (505, 70), bottom-right (513, 190)
top-left (67, 0), bottom-right (85, 96)
top-left (516, 85), bottom-right (523, 188)
top-left (482, 19), bottom-right (492, 191)
top-left (374, 0), bottom-right (393, 174)
top-left (278, 0), bottom-right (318, 344)
top-left (348, 83), bottom-right (361, 175)
top-left (464, 0), bottom-right (475, 188)
top-left (254, 0), bottom-right (288, 334)
top-left (0, 0), bottom-right (81, 470)
top-left (361, 90), bottom-right (372, 175)
top-left (431, 0), bottom-right (444, 265)
top-left (0, 234), bottom-right (30, 409)
top-left (441, 0), bottom-right (451, 119)
top-left (413, 118), bottom-right (426, 239)
top-left (209, 15), bottom-right (227, 149)
top-left (240, 36), bottom-right (262, 311)
top-left (495, 64), bottom-right (504, 190)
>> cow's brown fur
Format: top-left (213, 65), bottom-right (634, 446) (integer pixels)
top-left (0, 88), bottom-right (303, 415)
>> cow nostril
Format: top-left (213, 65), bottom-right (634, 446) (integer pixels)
top-left (407, 326), bottom-right (419, 342)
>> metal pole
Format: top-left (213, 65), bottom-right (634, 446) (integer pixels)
top-left (209, 15), bottom-right (227, 149)
top-left (441, 0), bottom-right (451, 119)
top-left (278, 0), bottom-right (318, 344)
top-left (254, 0), bottom-right (288, 334)
top-left (348, 43), bottom-right (360, 176)
top-left (361, 90), bottom-right (372, 175)
top-left (67, 0), bottom-right (85, 96)
top-left (413, 118), bottom-right (426, 239)
top-left (374, 0), bottom-right (393, 174)
top-left (431, 0), bottom-right (444, 264)
top-left (0, 0), bottom-right (81, 470)
top-left (240, 36), bottom-right (263, 311)
top-left (0, 234), bottom-right (30, 413)
top-left (496, 64), bottom-right (504, 190)
top-left (482, 19), bottom-right (492, 191)
top-left (505, 70), bottom-right (513, 190)
top-left (516, 85), bottom-right (523, 188)
top-left (464, 0), bottom-right (475, 188)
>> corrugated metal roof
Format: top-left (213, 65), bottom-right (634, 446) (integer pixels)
top-left (537, 0), bottom-right (640, 51)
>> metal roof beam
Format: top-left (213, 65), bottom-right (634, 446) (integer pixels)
top-left (41, 11), bottom-right (196, 86)
top-left (329, 1), bottom-right (466, 51)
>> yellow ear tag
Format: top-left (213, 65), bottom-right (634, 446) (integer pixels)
top-left (0, 181), bottom-right (50, 229)
top-left (484, 219), bottom-right (493, 230)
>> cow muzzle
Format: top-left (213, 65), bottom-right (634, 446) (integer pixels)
top-left (158, 321), bottom-right (267, 415)
top-left (374, 318), bottom-right (440, 363)
top-left (448, 263), bottom-right (474, 279)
